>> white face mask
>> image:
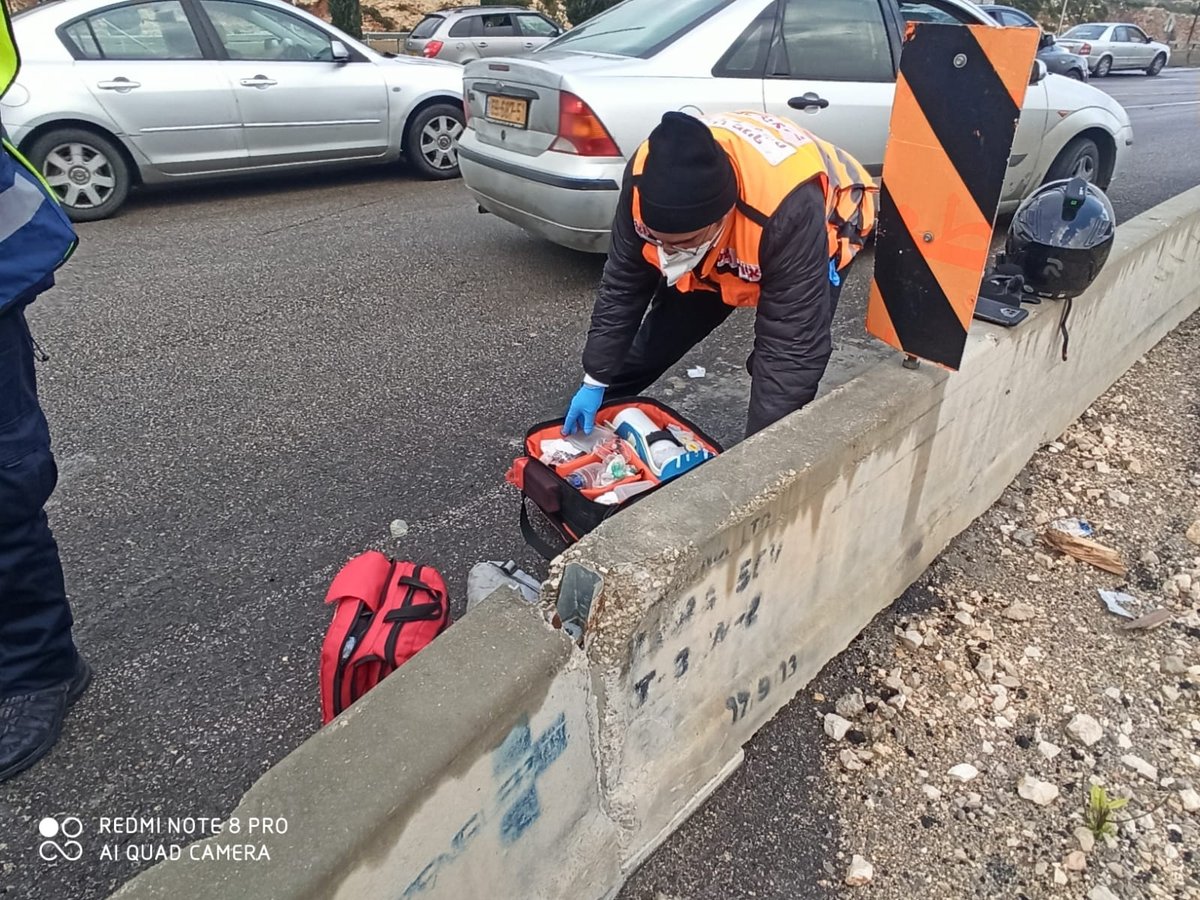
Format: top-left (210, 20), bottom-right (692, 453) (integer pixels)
top-left (656, 223), bottom-right (725, 286)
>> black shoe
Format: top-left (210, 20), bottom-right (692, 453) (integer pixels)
top-left (66, 655), bottom-right (93, 707)
top-left (0, 655), bottom-right (92, 784)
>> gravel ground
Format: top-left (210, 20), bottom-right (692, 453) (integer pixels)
top-left (803, 311), bottom-right (1200, 900)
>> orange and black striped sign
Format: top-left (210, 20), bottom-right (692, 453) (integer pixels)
top-left (866, 23), bottom-right (1039, 369)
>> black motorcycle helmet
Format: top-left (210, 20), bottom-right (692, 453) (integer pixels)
top-left (1005, 177), bottom-right (1116, 300)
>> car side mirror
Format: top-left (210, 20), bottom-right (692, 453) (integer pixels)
top-left (1039, 32), bottom-right (1055, 49)
top-left (1030, 59), bottom-right (1048, 84)
top-left (331, 40), bottom-right (351, 63)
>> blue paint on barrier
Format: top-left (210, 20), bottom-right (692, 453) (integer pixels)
top-left (500, 787), bottom-right (541, 845)
top-left (401, 712), bottom-right (570, 895)
top-left (496, 713), bottom-right (568, 844)
top-left (529, 713), bottom-right (568, 777)
top-left (492, 718), bottom-right (532, 777)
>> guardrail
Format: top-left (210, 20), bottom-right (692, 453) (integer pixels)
top-left (363, 30), bottom-right (411, 54)
top-left (1167, 46), bottom-right (1198, 67)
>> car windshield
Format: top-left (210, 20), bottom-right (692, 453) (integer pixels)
top-left (1062, 24), bottom-right (1106, 39)
top-left (545, 0), bottom-right (735, 58)
top-left (410, 15), bottom-right (443, 39)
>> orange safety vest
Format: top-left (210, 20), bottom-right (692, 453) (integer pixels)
top-left (630, 111), bottom-right (877, 308)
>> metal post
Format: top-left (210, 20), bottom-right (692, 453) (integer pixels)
top-left (1058, 0), bottom-right (1070, 34)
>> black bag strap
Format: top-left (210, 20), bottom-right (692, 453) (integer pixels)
top-left (383, 565), bottom-right (422, 665)
top-left (1058, 295), bottom-right (1073, 362)
top-left (331, 602), bottom-right (375, 717)
top-left (397, 574), bottom-right (437, 594)
top-left (520, 499), bottom-right (569, 562)
top-left (383, 603), bottom-right (443, 623)
top-left (644, 429), bottom-right (677, 446)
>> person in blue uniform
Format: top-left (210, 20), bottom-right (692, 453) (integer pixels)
top-left (1, 0), bottom-right (91, 783)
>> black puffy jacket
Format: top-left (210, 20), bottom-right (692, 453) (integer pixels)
top-left (581, 166), bottom-right (836, 437)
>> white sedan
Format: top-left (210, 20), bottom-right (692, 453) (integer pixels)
top-left (1056, 22), bottom-right (1171, 77)
top-left (1, 0), bottom-right (466, 220)
top-left (458, 0), bottom-right (1134, 253)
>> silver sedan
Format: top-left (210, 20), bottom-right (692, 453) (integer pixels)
top-left (459, 0), bottom-right (1134, 253)
top-left (0, 0), bottom-right (467, 220)
top-left (1057, 23), bottom-right (1171, 77)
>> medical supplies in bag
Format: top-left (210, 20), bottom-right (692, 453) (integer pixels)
top-left (506, 397), bottom-right (720, 559)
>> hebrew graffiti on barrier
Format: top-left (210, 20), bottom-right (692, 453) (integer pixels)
top-left (402, 713), bottom-right (568, 897)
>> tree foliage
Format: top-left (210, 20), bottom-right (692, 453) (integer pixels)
top-left (329, 0), bottom-right (362, 40)
top-left (1003, 0), bottom-right (1115, 30)
top-left (562, 0), bottom-right (621, 26)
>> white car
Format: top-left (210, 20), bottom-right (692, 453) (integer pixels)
top-left (459, 0), bottom-right (1134, 253)
top-left (1056, 22), bottom-right (1171, 77)
top-left (1, 0), bottom-right (466, 220)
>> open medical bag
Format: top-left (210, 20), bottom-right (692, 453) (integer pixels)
top-left (506, 397), bottom-right (722, 559)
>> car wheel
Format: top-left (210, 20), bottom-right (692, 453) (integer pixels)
top-left (404, 103), bottom-right (464, 180)
top-left (1067, 68), bottom-right (1085, 80)
top-left (1094, 55), bottom-right (1112, 77)
top-left (1146, 53), bottom-right (1166, 76)
top-left (1046, 136), bottom-right (1105, 187)
top-left (26, 128), bottom-right (131, 222)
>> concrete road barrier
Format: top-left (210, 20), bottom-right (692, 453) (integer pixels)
top-left (113, 186), bottom-right (1200, 899)
top-left (112, 589), bottom-right (621, 899)
top-left (555, 184), bottom-right (1200, 873)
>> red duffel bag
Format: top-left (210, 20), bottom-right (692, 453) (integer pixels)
top-left (319, 552), bottom-right (450, 724)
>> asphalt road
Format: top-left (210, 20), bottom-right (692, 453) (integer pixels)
top-left (1093, 68), bottom-right (1200, 221)
top-left (2, 70), bottom-right (1197, 900)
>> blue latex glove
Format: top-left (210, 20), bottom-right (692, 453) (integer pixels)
top-left (563, 383), bottom-right (604, 435)
top-left (828, 259), bottom-right (841, 287)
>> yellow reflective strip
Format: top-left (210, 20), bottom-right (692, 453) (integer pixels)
top-left (2, 0), bottom-right (19, 93)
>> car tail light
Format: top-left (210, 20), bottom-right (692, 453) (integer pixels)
top-left (423, 40), bottom-right (444, 58)
top-left (550, 92), bottom-right (620, 157)
top-left (1079, 42), bottom-right (1091, 54)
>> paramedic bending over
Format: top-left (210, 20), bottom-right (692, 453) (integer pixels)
top-left (560, 110), bottom-right (877, 439)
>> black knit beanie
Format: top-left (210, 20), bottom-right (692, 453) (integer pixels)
top-left (638, 112), bottom-right (737, 234)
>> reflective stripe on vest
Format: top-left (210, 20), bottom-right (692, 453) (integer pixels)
top-left (2, 0), bottom-right (77, 311)
top-left (1, 141), bottom-right (78, 311)
top-left (631, 111), bottom-right (877, 308)
top-left (0, 161), bottom-right (43, 241)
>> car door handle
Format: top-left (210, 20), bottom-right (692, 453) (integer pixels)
top-left (524, 42), bottom-right (534, 48)
top-left (477, 41), bottom-right (489, 48)
top-left (97, 78), bottom-right (141, 91)
top-left (239, 76), bottom-right (277, 88)
top-left (789, 93), bottom-right (829, 111)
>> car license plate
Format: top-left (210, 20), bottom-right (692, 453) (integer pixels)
top-left (485, 95), bottom-right (529, 129)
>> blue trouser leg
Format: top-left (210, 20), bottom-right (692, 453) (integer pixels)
top-left (0, 304), bottom-right (77, 698)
